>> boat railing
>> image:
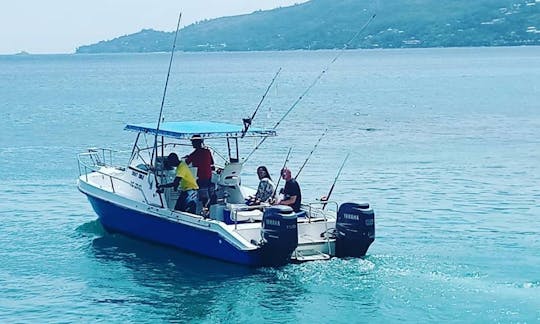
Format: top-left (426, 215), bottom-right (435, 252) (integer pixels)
top-left (305, 201), bottom-right (338, 255)
top-left (305, 201), bottom-right (338, 222)
top-left (78, 147), bottom-right (120, 169)
top-left (77, 148), bottom-right (152, 204)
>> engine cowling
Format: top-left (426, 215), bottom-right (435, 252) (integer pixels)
top-left (335, 202), bottom-right (375, 257)
top-left (259, 205), bottom-right (298, 266)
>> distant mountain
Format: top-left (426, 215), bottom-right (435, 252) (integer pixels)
top-left (76, 0), bottom-right (540, 53)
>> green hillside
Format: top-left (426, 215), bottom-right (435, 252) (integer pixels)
top-left (76, 0), bottom-right (540, 53)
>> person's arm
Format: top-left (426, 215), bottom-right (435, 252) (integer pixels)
top-left (279, 195), bottom-right (297, 206)
top-left (254, 181), bottom-right (265, 200)
top-left (207, 149), bottom-right (215, 171)
top-left (185, 152), bottom-right (193, 165)
top-left (157, 177), bottom-right (181, 192)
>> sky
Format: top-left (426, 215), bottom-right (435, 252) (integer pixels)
top-left (0, 0), bottom-right (309, 54)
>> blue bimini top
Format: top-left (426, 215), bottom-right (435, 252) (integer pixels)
top-left (124, 121), bottom-right (276, 140)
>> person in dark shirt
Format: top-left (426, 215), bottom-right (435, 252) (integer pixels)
top-left (185, 135), bottom-right (215, 207)
top-left (277, 167), bottom-right (302, 212)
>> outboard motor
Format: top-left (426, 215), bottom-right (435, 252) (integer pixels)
top-left (259, 205), bottom-right (298, 266)
top-left (335, 202), bottom-right (375, 258)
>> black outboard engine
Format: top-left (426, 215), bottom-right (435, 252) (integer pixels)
top-left (335, 202), bottom-right (375, 258)
top-left (259, 205), bottom-right (298, 266)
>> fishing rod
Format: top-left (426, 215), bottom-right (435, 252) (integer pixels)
top-left (272, 147), bottom-right (292, 201)
top-left (322, 153), bottom-right (350, 210)
top-left (151, 12), bottom-right (182, 206)
top-left (294, 128), bottom-right (327, 180)
top-left (243, 14), bottom-right (376, 163)
top-left (152, 12), bottom-right (182, 166)
top-left (241, 67), bottom-right (282, 138)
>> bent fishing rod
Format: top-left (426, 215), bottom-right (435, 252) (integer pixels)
top-left (151, 12), bottom-right (182, 206)
top-left (322, 153), bottom-right (350, 210)
top-left (294, 128), bottom-right (327, 180)
top-left (241, 67), bottom-right (282, 138)
top-left (244, 14), bottom-right (376, 163)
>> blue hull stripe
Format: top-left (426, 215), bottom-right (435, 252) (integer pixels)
top-left (86, 194), bottom-right (261, 266)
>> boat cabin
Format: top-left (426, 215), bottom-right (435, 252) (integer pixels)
top-left (124, 120), bottom-right (277, 220)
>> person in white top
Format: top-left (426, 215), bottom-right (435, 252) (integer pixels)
top-left (246, 166), bottom-right (275, 206)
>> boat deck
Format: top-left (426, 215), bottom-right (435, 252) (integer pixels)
top-left (231, 216), bottom-right (335, 254)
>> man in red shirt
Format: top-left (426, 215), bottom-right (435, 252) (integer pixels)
top-left (185, 135), bottom-right (215, 207)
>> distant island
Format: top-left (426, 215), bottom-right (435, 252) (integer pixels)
top-left (76, 0), bottom-right (540, 53)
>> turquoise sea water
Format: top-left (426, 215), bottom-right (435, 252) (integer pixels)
top-left (1, 47), bottom-right (539, 322)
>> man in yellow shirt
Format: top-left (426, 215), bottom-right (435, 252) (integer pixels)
top-left (157, 153), bottom-right (199, 213)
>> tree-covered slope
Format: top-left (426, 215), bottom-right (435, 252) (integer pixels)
top-left (76, 0), bottom-right (540, 53)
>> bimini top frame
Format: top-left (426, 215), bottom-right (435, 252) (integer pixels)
top-left (125, 121), bottom-right (276, 140)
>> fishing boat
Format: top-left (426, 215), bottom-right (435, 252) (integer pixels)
top-left (77, 14), bottom-right (375, 266)
top-left (77, 121), bottom-right (375, 266)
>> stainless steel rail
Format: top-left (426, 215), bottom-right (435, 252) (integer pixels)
top-left (77, 148), bottom-right (151, 204)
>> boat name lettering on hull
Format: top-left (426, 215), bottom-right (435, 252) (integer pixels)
top-left (131, 170), bottom-right (145, 180)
